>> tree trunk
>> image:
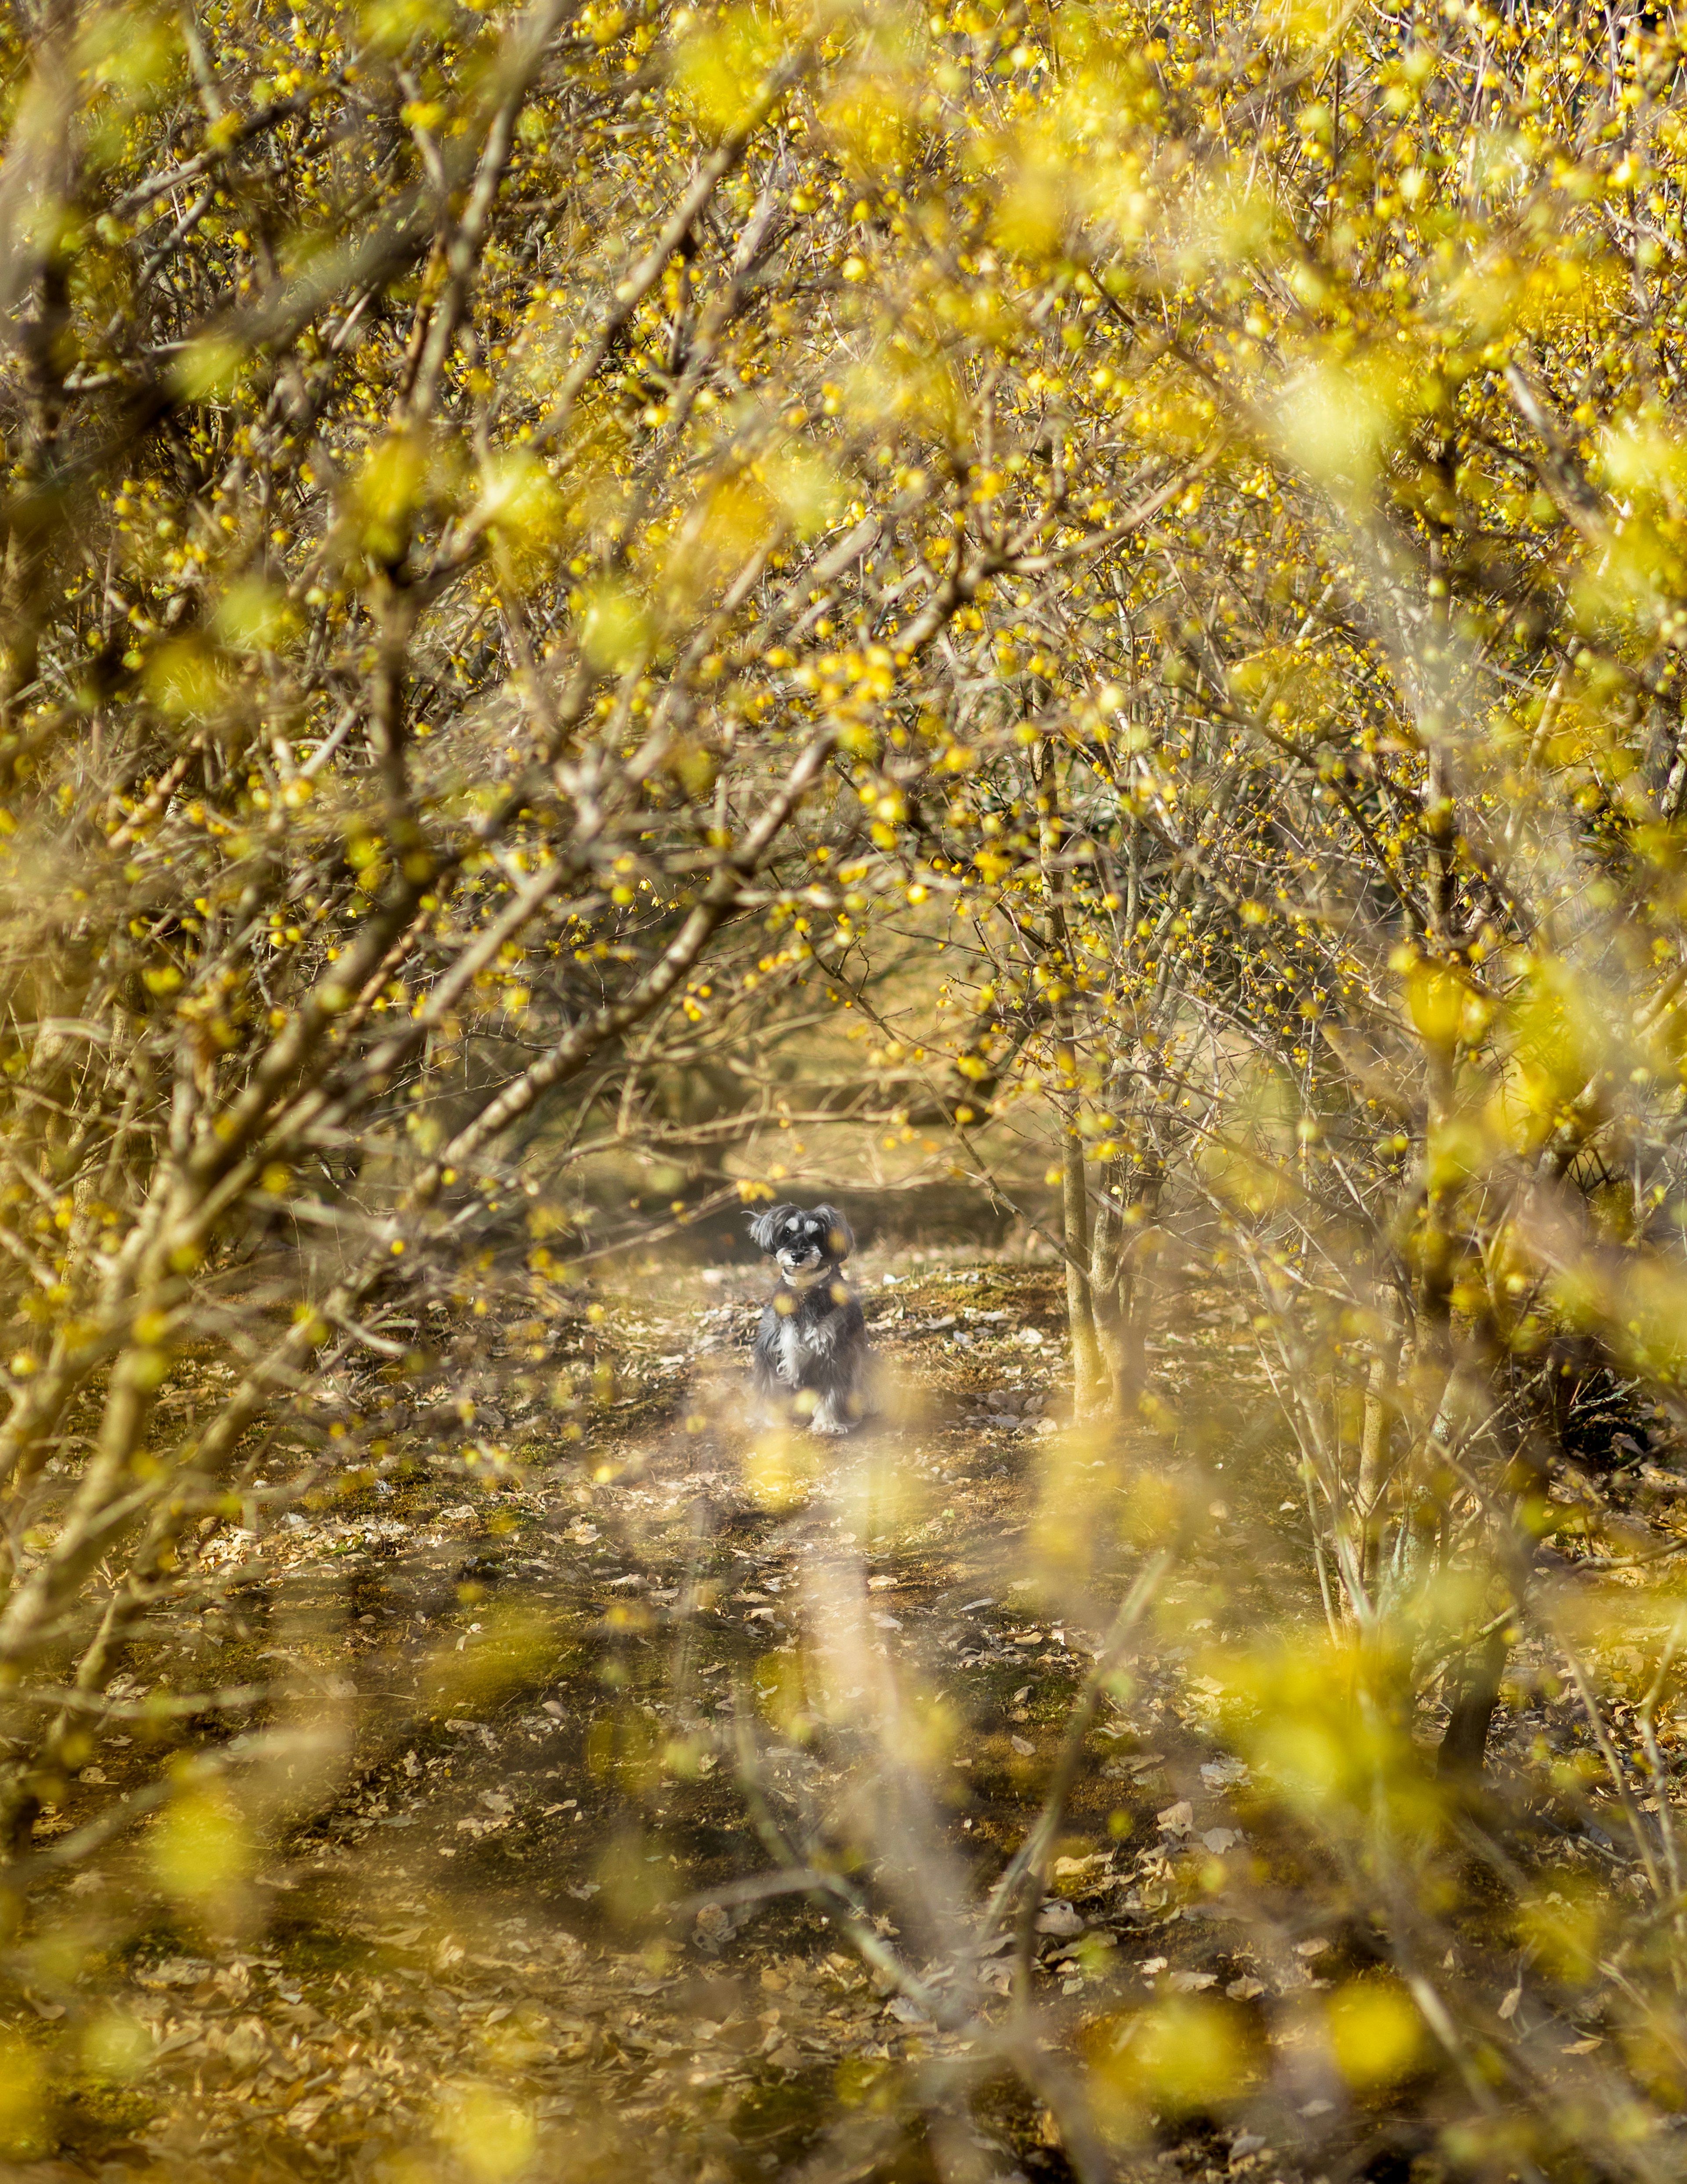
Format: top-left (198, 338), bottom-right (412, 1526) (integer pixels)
top-left (1061, 1125), bottom-right (1105, 1412)
top-left (1355, 1304), bottom-right (1401, 1598)
top-left (1090, 1152), bottom-right (1162, 1418)
top-left (1437, 1631), bottom-right (1508, 1783)
top-left (1037, 739), bottom-right (1105, 1413)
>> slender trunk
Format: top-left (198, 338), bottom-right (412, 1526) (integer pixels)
top-left (1061, 1124), bottom-right (1104, 1409)
top-left (1090, 1153), bottom-right (1161, 1417)
top-left (1437, 1630), bottom-right (1508, 1784)
top-left (1356, 1303), bottom-right (1401, 1596)
top-left (1037, 740), bottom-right (1104, 1412)
top-left (1418, 721), bottom-right (1524, 1786)
top-left (1110, 1254), bottom-right (1149, 1411)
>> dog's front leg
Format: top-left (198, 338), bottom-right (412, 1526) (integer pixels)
top-left (810, 1388), bottom-right (851, 1435)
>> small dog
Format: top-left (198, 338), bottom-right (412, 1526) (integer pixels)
top-left (747, 1202), bottom-right (870, 1434)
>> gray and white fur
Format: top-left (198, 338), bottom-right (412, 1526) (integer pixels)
top-left (747, 1202), bottom-right (870, 1434)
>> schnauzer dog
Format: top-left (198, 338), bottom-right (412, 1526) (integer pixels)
top-left (747, 1202), bottom-right (871, 1434)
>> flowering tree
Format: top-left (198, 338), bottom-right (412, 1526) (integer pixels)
top-left (3, 0), bottom-right (1687, 2175)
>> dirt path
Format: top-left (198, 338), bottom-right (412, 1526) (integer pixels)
top-left (7, 1253), bottom-right (1381, 2184)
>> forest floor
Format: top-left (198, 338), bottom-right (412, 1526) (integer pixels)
top-left (0, 1245), bottom-right (1675, 2184)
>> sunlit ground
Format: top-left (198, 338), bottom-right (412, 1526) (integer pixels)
top-left (1, 1240), bottom-right (1673, 2183)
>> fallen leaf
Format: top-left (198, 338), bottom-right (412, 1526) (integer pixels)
top-left (138, 1958), bottom-right (210, 1988)
top-left (225, 2018), bottom-right (271, 2070)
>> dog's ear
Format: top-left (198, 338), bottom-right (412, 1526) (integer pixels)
top-left (746, 1202), bottom-right (796, 1254)
top-left (813, 1204), bottom-right (854, 1261)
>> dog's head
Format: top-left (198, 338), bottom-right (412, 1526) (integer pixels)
top-left (747, 1202), bottom-right (854, 1280)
